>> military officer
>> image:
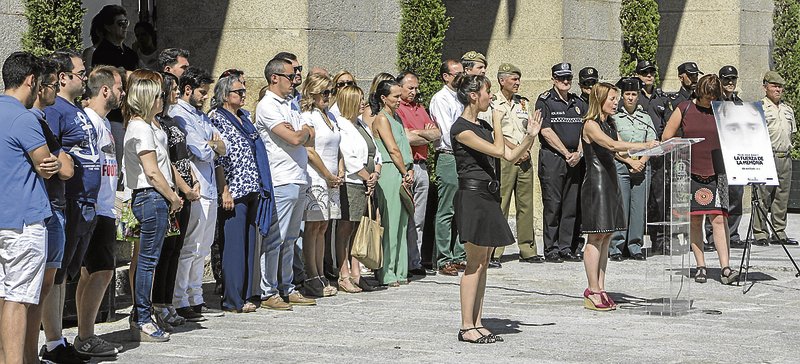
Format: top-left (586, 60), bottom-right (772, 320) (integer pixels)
top-left (535, 63), bottom-right (586, 263)
top-left (461, 51), bottom-right (487, 76)
top-left (753, 71), bottom-right (798, 246)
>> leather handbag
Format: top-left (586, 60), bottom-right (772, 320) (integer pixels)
top-left (399, 182), bottom-right (415, 215)
top-left (351, 196), bottom-right (384, 269)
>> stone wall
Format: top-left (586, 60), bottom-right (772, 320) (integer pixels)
top-left (0, 0), bottom-right (26, 90)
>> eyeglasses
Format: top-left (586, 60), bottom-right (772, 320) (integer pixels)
top-left (555, 75), bottom-right (573, 82)
top-left (65, 70), bottom-right (86, 79)
top-left (294, 65), bottom-right (303, 73)
top-left (116, 19), bottom-right (129, 28)
top-left (315, 90), bottom-right (331, 97)
top-left (336, 80), bottom-right (354, 88)
top-left (721, 77), bottom-right (738, 83)
top-left (40, 82), bottom-right (58, 91)
top-left (229, 88), bottom-right (247, 97)
top-left (274, 73), bottom-right (294, 82)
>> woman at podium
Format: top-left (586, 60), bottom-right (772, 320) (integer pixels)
top-left (661, 74), bottom-right (739, 285)
top-left (580, 83), bottom-right (658, 311)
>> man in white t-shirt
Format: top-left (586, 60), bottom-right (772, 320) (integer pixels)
top-left (76, 66), bottom-right (125, 356)
top-left (256, 58), bottom-right (317, 310)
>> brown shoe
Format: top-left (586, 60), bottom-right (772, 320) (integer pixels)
top-left (455, 261), bottom-right (467, 271)
top-left (260, 295), bottom-right (292, 311)
top-left (287, 292), bottom-right (317, 306)
top-left (438, 263), bottom-right (458, 276)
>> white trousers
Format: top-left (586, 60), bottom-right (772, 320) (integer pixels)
top-left (173, 197), bottom-right (217, 308)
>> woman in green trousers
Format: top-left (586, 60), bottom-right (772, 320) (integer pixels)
top-left (370, 79), bottom-right (413, 286)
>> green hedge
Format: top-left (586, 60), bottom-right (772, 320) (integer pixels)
top-left (397, 0), bottom-right (450, 106)
top-left (619, 0), bottom-right (660, 83)
top-left (772, 0), bottom-right (800, 158)
top-left (22, 0), bottom-right (85, 56)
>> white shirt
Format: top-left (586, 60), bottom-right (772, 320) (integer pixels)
top-left (85, 108), bottom-right (118, 218)
top-left (339, 117), bottom-right (381, 184)
top-left (302, 109), bottom-right (341, 187)
top-left (255, 90), bottom-right (309, 186)
top-left (123, 118), bottom-right (174, 190)
top-left (429, 85), bottom-right (464, 151)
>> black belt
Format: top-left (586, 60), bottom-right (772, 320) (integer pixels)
top-left (132, 187), bottom-right (155, 195)
top-left (458, 178), bottom-right (499, 193)
top-left (436, 150), bottom-right (453, 155)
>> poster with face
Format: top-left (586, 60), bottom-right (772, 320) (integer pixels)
top-left (711, 101), bottom-right (778, 186)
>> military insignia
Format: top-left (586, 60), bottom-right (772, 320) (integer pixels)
top-left (539, 91), bottom-right (550, 100)
top-left (575, 106), bottom-right (580, 114)
top-left (588, 69), bottom-right (594, 75)
top-left (561, 63), bottom-right (569, 70)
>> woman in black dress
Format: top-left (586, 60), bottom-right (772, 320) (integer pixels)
top-left (581, 82), bottom-right (658, 311)
top-left (450, 74), bottom-right (541, 343)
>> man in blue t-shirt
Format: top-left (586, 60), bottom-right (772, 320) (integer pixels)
top-left (40, 50), bottom-right (101, 363)
top-left (0, 51), bottom-right (60, 364)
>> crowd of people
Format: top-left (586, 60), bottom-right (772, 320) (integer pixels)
top-left (0, 3), bottom-right (797, 360)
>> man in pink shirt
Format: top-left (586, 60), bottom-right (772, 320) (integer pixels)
top-left (395, 71), bottom-right (441, 277)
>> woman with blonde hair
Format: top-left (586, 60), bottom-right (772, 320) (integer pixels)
top-left (335, 85), bottom-right (382, 292)
top-left (580, 82), bottom-right (658, 311)
top-left (300, 73), bottom-right (342, 297)
top-left (123, 70), bottom-right (182, 341)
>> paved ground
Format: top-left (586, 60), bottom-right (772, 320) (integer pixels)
top-left (52, 213), bottom-right (800, 363)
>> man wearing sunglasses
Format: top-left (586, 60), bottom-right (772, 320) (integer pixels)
top-left (634, 60), bottom-right (674, 256)
top-left (169, 66), bottom-right (227, 322)
top-left (90, 5), bottom-right (139, 72)
top-left (535, 62), bottom-right (586, 263)
top-left (669, 61), bottom-right (703, 109)
top-left (273, 52), bottom-right (303, 112)
top-left (578, 67), bottom-right (599, 104)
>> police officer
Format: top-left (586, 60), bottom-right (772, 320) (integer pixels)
top-left (461, 50), bottom-right (487, 76)
top-left (486, 63), bottom-right (543, 267)
top-left (635, 60), bottom-right (673, 254)
top-left (670, 61), bottom-right (703, 108)
top-left (704, 65), bottom-right (746, 250)
top-left (535, 63), bottom-right (586, 263)
top-left (753, 71), bottom-right (798, 246)
top-left (578, 67), bottom-right (599, 104)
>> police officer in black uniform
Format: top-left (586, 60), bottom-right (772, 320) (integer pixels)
top-left (704, 65), bottom-right (747, 250)
top-left (535, 63), bottom-right (586, 263)
top-left (670, 61), bottom-right (703, 108)
top-left (578, 67), bottom-right (598, 104)
top-left (634, 60), bottom-right (674, 254)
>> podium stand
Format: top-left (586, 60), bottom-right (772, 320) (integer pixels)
top-left (629, 137), bottom-right (703, 316)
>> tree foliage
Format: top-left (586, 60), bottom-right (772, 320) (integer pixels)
top-left (397, 0), bottom-right (451, 106)
top-left (619, 0), bottom-right (660, 83)
top-left (22, 0), bottom-right (85, 56)
top-left (772, 0), bottom-right (800, 158)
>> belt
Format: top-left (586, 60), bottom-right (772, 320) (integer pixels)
top-left (436, 150), bottom-right (453, 155)
top-left (774, 151), bottom-right (790, 158)
top-left (458, 178), bottom-right (499, 194)
top-left (132, 187), bottom-right (155, 195)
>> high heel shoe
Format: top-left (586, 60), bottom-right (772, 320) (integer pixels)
top-left (600, 290), bottom-right (617, 309)
top-left (583, 288), bottom-right (614, 311)
top-left (458, 328), bottom-right (495, 344)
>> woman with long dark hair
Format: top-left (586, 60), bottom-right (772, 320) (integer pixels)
top-left (580, 82), bottom-right (658, 311)
top-left (450, 74), bottom-right (540, 343)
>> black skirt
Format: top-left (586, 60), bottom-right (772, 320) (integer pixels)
top-left (453, 189), bottom-right (515, 247)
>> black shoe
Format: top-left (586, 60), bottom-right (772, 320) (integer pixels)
top-left (175, 306), bottom-right (206, 322)
top-left (425, 268), bottom-right (438, 276)
top-left (772, 238), bottom-right (799, 246)
top-left (609, 254), bottom-right (624, 262)
top-left (574, 251), bottom-right (584, 260)
top-left (631, 253), bottom-right (646, 261)
top-left (41, 341), bottom-right (90, 364)
top-left (560, 252), bottom-right (581, 262)
top-left (409, 268), bottom-right (427, 276)
top-left (730, 239), bottom-right (747, 249)
top-left (703, 244), bottom-right (716, 252)
top-left (488, 259), bottom-right (502, 269)
top-left (545, 254), bottom-right (563, 263)
top-left (519, 255), bottom-right (545, 263)
top-left (754, 238), bottom-right (770, 246)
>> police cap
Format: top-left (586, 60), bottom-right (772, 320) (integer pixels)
top-left (718, 65), bottom-right (738, 78)
top-left (552, 62), bottom-right (572, 77)
top-left (616, 77), bottom-right (642, 92)
top-left (677, 62), bottom-right (703, 75)
top-left (578, 67), bottom-right (598, 85)
top-left (635, 60), bottom-right (656, 74)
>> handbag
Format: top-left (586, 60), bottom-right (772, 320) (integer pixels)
top-left (399, 182), bottom-right (414, 215)
top-left (351, 196), bottom-right (384, 269)
top-left (116, 200), bottom-right (181, 242)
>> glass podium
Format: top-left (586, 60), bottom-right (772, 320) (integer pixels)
top-left (628, 137), bottom-right (703, 316)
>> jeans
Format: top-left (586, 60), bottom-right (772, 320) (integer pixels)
top-left (131, 189), bottom-right (170, 325)
top-left (260, 183), bottom-right (305, 298)
top-left (45, 208), bottom-right (65, 269)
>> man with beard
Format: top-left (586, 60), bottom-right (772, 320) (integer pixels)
top-left (72, 66), bottom-right (126, 357)
top-left (670, 61), bottom-right (702, 108)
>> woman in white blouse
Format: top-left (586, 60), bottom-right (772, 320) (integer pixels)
top-left (335, 85), bottom-right (381, 293)
top-left (300, 74), bottom-right (343, 297)
top-left (123, 70), bottom-right (182, 342)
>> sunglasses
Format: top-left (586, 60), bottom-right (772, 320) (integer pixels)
top-left (555, 75), bottom-right (573, 82)
top-left (336, 80), bottom-right (355, 88)
top-left (294, 65), bottom-right (303, 73)
top-left (721, 77), bottom-right (738, 83)
top-left (580, 80), bottom-right (597, 88)
top-left (274, 73), bottom-right (294, 82)
top-left (157, 91), bottom-right (166, 101)
top-left (229, 88), bottom-right (246, 97)
top-left (315, 89), bottom-right (332, 97)
top-left (116, 19), bottom-right (129, 28)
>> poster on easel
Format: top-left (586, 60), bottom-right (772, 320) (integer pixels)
top-left (711, 101), bottom-right (778, 186)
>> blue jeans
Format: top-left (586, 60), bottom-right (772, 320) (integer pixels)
top-left (131, 189), bottom-right (170, 325)
top-left (45, 208), bottom-right (66, 269)
top-left (611, 161), bottom-right (651, 256)
top-left (260, 183), bottom-right (305, 298)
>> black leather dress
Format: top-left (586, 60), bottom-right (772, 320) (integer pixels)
top-left (580, 118), bottom-right (626, 233)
